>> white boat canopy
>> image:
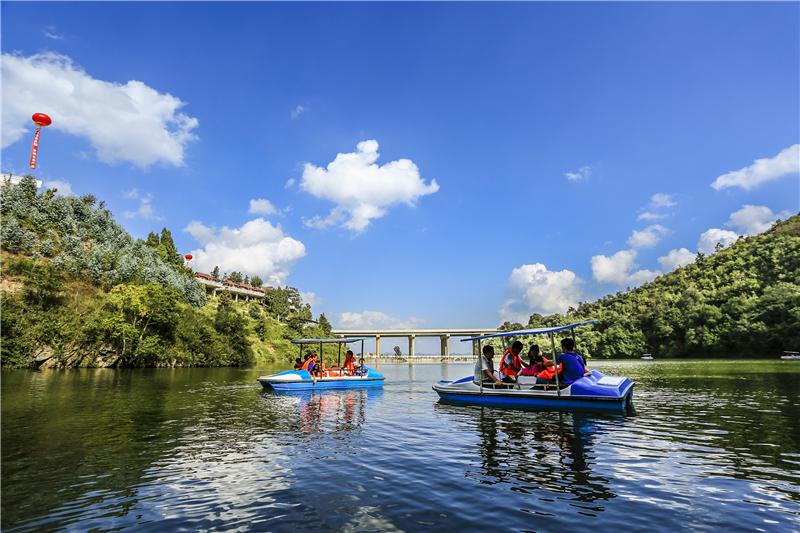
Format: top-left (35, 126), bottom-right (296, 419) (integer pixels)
top-left (459, 320), bottom-right (598, 342)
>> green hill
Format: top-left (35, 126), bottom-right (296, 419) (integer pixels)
top-left (512, 214), bottom-right (800, 358)
top-left (0, 176), bottom-right (328, 368)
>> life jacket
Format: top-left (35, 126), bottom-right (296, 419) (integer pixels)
top-left (344, 356), bottom-right (355, 374)
top-left (499, 348), bottom-right (523, 377)
top-left (301, 358), bottom-right (313, 371)
top-left (536, 357), bottom-right (563, 380)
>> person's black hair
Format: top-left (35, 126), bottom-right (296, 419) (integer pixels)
top-left (512, 340), bottom-right (524, 353)
top-left (304, 354), bottom-right (311, 360)
top-left (482, 345), bottom-right (495, 356)
top-left (346, 350), bottom-right (354, 356)
top-left (528, 345), bottom-right (541, 363)
top-left (561, 338), bottom-right (575, 351)
top-left (295, 358), bottom-right (301, 363)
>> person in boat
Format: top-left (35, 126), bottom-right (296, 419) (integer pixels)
top-left (293, 358), bottom-right (303, 370)
top-left (557, 338), bottom-right (591, 385)
top-left (520, 345), bottom-right (554, 382)
top-left (343, 350), bottom-right (358, 375)
top-left (475, 345), bottom-right (503, 386)
top-left (310, 353), bottom-right (325, 377)
top-left (499, 341), bottom-right (527, 383)
top-left (301, 353), bottom-right (313, 371)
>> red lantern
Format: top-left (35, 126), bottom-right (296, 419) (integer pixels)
top-left (185, 254), bottom-right (193, 261)
top-left (29, 113), bottom-right (53, 169)
top-left (32, 113), bottom-right (52, 127)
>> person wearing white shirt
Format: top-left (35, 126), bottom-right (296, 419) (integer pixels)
top-left (474, 345), bottom-right (503, 386)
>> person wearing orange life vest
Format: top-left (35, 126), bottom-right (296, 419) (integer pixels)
top-left (343, 350), bottom-right (357, 375)
top-left (499, 341), bottom-right (528, 383)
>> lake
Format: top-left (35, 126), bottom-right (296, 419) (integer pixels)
top-left (2, 360), bottom-right (799, 531)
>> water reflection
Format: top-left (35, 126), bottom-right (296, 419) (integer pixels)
top-left (262, 389), bottom-right (382, 434)
top-left (436, 404), bottom-right (621, 513)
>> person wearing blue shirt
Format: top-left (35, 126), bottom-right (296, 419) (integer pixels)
top-left (557, 338), bottom-right (590, 385)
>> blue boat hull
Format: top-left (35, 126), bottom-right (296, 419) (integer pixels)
top-left (265, 379), bottom-right (385, 391)
top-left (433, 370), bottom-right (634, 412)
top-left (435, 390), bottom-right (633, 411)
top-left (258, 367), bottom-right (385, 391)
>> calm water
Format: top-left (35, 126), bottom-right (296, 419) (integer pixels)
top-left (2, 360), bottom-right (799, 532)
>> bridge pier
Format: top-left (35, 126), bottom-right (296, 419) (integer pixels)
top-left (408, 335), bottom-right (416, 357)
top-left (375, 335), bottom-right (381, 357)
top-left (440, 334), bottom-right (450, 357)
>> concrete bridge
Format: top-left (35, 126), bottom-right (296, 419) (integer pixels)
top-left (331, 328), bottom-right (500, 357)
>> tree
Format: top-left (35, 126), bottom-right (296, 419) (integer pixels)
top-left (90, 284), bottom-right (181, 366)
top-left (211, 266), bottom-right (220, 280)
top-left (244, 275), bottom-right (250, 286)
top-left (318, 313), bottom-right (332, 336)
top-left (145, 232), bottom-right (159, 248)
top-left (394, 346), bottom-right (402, 357)
top-left (214, 293), bottom-right (253, 365)
top-left (227, 271), bottom-right (243, 284)
top-left (157, 228), bottom-right (182, 268)
top-left (251, 275), bottom-right (263, 288)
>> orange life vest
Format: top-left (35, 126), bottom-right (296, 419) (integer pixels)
top-left (344, 355), bottom-right (355, 374)
top-left (301, 358), bottom-right (313, 371)
top-left (499, 348), bottom-right (523, 377)
top-left (536, 357), bottom-right (563, 380)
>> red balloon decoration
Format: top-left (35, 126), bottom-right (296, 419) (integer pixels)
top-left (185, 254), bottom-right (193, 261)
top-left (29, 113), bottom-right (53, 169)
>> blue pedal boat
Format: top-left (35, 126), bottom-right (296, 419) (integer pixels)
top-left (258, 337), bottom-right (385, 391)
top-left (432, 320), bottom-right (634, 411)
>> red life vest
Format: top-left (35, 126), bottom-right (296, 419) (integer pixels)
top-left (536, 357), bottom-right (563, 380)
top-left (499, 348), bottom-right (523, 377)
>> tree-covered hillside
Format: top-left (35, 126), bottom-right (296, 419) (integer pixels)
top-left (501, 215), bottom-right (800, 358)
top-left (0, 176), bottom-right (331, 368)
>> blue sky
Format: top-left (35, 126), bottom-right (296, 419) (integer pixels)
top-left (2, 2), bottom-right (799, 351)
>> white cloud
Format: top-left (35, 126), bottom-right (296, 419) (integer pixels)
top-left (499, 263), bottom-right (583, 322)
top-left (637, 192), bottom-right (675, 221)
top-left (564, 166), bottom-right (591, 182)
top-left (627, 224), bottom-right (668, 249)
top-left (591, 249), bottom-right (660, 286)
top-left (290, 105), bottom-right (305, 119)
top-left (43, 26), bottom-right (64, 40)
top-left (711, 144), bottom-right (800, 191)
top-left (650, 193), bottom-right (676, 208)
top-left (337, 310), bottom-right (423, 330)
top-left (43, 179), bottom-right (74, 196)
top-left (658, 248), bottom-right (696, 272)
top-left (300, 291), bottom-right (320, 308)
top-left (637, 211), bottom-right (667, 222)
top-left (184, 218), bottom-right (305, 285)
top-left (123, 189), bottom-right (160, 220)
top-left (284, 178), bottom-right (296, 189)
top-left (248, 198), bottom-right (277, 216)
top-left (299, 140), bottom-right (439, 232)
top-left (1, 52), bottom-right (198, 167)
top-left (725, 204), bottom-right (787, 235)
top-left (697, 228), bottom-right (739, 255)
